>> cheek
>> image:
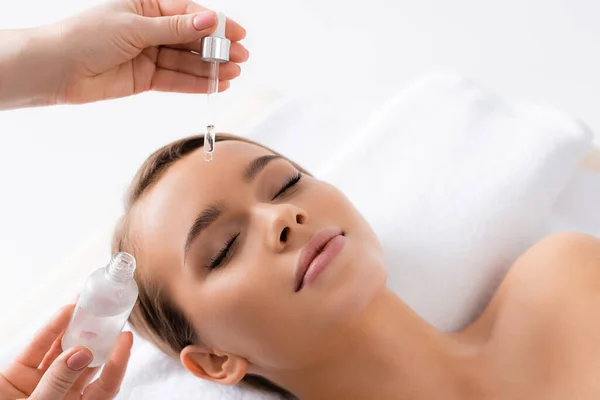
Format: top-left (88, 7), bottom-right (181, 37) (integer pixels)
top-left (194, 264), bottom-right (296, 359)
top-left (318, 183), bottom-right (382, 246)
top-left (314, 182), bottom-right (359, 218)
top-left (194, 260), bottom-right (334, 369)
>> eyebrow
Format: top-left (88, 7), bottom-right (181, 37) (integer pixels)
top-left (184, 203), bottom-right (223, 260)
top-left (244, 155), bottom-right (282, 182)
top-left (183, 154), bottom-right (283, 260)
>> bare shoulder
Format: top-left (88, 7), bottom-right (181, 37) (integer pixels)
top-left (464, 232), bottom-right (600, 336)
top-left (488, 231), bottom-right (600, 326)
top-left (481, 232), bottom-right (600, 397)
top-left (522, 231), bottom-right (600, 261)
top-left (509, 231), bottom-right (600, 296)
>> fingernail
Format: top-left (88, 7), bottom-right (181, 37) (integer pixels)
top-left (67, 349), bottom-right (93, 371)
top-left (193, 12), bottom-right (216, 31)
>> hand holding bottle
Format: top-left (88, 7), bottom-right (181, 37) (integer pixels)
top-left (0, 304), bottom-right (133, 400)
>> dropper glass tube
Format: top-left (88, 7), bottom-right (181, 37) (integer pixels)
top-left (204, 61), bottom-right (219, 162)
top-left (200, 11), bottom-right (229, 162)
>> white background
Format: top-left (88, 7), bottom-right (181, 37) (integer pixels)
top-left (1, 0), bottom-right (599, 337)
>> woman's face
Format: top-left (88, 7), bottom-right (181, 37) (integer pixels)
top-left (131, 140), bottom-right (386, 370)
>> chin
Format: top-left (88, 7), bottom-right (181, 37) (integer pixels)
top-left (321, 255), bottom-right (386, 328)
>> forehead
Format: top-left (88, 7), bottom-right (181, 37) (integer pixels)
top-left (130, 140), bottom-right (275, 281)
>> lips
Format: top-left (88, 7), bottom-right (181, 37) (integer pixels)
top-left (295, 227), bottom-right (345, 292)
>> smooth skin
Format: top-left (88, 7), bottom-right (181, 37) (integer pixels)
top-left (0, 0), bottom-right (247, 397)
top-left (0, 0), bottom-right (248, 110)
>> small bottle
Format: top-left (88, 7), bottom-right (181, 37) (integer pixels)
top-left (62, 252), bottom-right (138, 367)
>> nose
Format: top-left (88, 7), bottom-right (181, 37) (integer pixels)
top-left (254, 203), bottom-right (308, 252)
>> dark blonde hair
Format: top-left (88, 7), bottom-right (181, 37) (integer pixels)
top-left (112, 134), bottom-right (305, 399)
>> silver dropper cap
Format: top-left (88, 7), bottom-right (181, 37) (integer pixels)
top-left (200, 12), bottom-right (230, 63)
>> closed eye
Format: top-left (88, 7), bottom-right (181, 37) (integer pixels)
top-left (207, 171), bottom-right (303, 271)
top-left (272, 171), bottom-right (302, 200)
top-left (207, 233), bottom-right (238, 270)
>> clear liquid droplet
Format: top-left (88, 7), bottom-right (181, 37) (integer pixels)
top-left (204, 124), bottom-right (215, 163)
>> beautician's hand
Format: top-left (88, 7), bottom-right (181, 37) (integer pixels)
top-left (0, 0), bottom-right (247, 109)
top-left (0, 304), bottom-right (133, 400)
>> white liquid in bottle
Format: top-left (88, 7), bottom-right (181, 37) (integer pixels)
top-left (62, 252), bottom-right (138, 367)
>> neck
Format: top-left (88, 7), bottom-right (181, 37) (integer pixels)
top-left (270, 289), bottom-right (485, 400)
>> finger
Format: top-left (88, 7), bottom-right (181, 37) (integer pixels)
top-left (136, 11), bottom-right (217, 47)
top-left (72, 367), bottom-right (100, 394)
top-left (29, 346), bottom-right (93, 400)
top-left (168, 41), bottom-right (249, 63)
top-left (39, 331), bottom-right (66, 372)
top-left (16, 305), bottom-right (74, 368)
top-left (158, 0), bottom-right (246, 41)
top-left (82, 332), bottom-right (133, 400)
top-left (157, 48), bottom-right (241, 80)
top-left (228, 42), bottom-right (250, 63)
top-left (151, 69), bottom-right (231, 93)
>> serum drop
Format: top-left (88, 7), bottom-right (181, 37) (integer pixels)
top-left (62, 252), bottom-right (138, 367)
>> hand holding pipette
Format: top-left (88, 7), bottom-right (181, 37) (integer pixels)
top-left (0, 0), bottom-right (247, 110)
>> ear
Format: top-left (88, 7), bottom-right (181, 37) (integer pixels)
top-left (181, 345), bottom-right (248, 385)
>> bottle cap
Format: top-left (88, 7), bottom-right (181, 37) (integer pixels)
top-left (200, 12), bottom-right (231, 63)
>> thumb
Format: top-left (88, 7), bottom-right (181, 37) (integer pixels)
top-left (138, 11), bottom-right (217, 47)
top-left (30, 347), bottom-right (93, 400)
